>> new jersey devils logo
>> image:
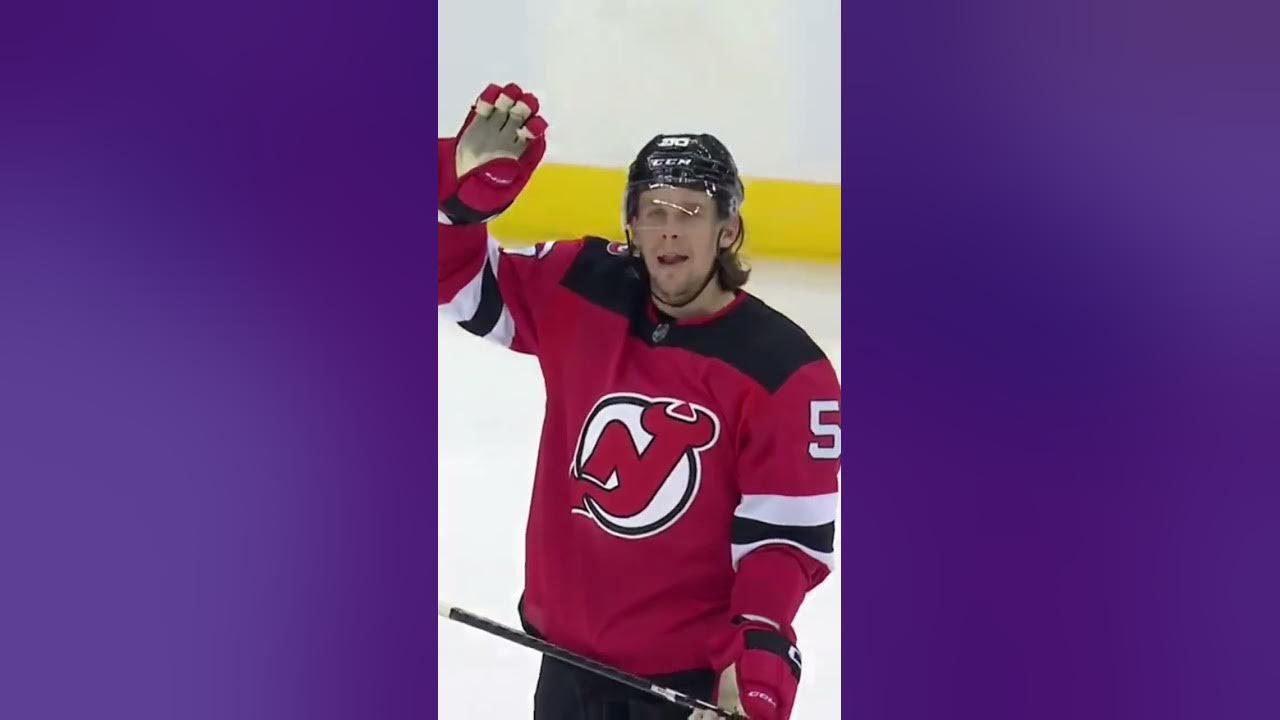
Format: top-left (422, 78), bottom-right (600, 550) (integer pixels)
top-left (570, 393), bottom-right (721, 539)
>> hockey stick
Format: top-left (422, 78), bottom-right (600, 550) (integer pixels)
top-left (438, 601), bottom-right (744, 719)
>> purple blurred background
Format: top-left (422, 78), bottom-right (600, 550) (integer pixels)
top-left (4, 1), bottom-right (1279, 719)
top-left (2, 2), bottom-right (437, 718)
top-left (844, 2), bottom-right (1280, 719)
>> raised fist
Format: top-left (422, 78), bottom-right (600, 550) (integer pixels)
top-left (438, 82), bottom-right (548, 225)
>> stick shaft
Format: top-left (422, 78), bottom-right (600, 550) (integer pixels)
top-left (438, 601), bottom-right (739, 719)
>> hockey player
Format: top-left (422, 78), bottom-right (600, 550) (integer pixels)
top-left (438, 83), bottom-right (841, 720)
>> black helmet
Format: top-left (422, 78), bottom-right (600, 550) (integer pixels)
top-left (623, 133), bottom-right (745, 225)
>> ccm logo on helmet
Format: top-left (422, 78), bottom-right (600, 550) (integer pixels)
top-left (649, 157), bottom-right (693, 167)
top-left (570, 393), bottom-right (721, 539)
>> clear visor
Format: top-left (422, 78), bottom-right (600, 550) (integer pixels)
top-left (625, 182), bottom-right (723, 236)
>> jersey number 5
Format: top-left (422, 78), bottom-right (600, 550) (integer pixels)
top-left (808, 400), bottom-right (841, 460)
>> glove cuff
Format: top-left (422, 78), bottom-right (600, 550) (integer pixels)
top-left (438, 194), bottom-right (509, 226)
top-left (708, 621), bottom-right (802, 720)
top-left (740, 626), bottom-right (802, 682)
top-left (711, 618), bottom-right (802, 678)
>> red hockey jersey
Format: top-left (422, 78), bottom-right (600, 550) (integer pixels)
top-left (438, 214), bottom-right (841, 677)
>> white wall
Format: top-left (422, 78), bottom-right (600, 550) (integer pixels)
top-left (438, 0), bottom-right (841, 184)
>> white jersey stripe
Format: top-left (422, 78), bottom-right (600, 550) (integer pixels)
top-left (439, 233), bottom-right (525, 350)
top-left (734, 492), bottom-right (838, 528)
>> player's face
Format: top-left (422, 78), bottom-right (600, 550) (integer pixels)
top-left (629, 187), bottom-right (737, 306)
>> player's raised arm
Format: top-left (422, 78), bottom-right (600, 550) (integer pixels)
top-left (702, 358), bottom-right (842, 720)
top-left (437, 83), bottom-right (577, 356)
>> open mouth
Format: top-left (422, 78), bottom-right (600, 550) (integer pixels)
top-left (657, 254), bottom-right (688, 266)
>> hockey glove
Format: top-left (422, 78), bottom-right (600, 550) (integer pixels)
top-left (690, 620), bottom-right (802, 720)
top-left (438, 82), bottom-right (548, 225)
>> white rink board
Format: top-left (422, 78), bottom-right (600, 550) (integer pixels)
top-left (438, 259), bottom-right (842, 718)
top-left (438, 0), bottom-right (842, 184)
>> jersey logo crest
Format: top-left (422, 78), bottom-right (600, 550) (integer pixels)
top-left (570, 392), bottom-right (721, 539)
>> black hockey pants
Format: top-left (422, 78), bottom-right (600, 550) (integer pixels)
top-left (531, 656), bottom-right (716, 720)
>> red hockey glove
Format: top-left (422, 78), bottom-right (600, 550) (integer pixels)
top-left (691, 620), bottom-right (802, 720)
top-left (438, 82), bottom-right (548, 225)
